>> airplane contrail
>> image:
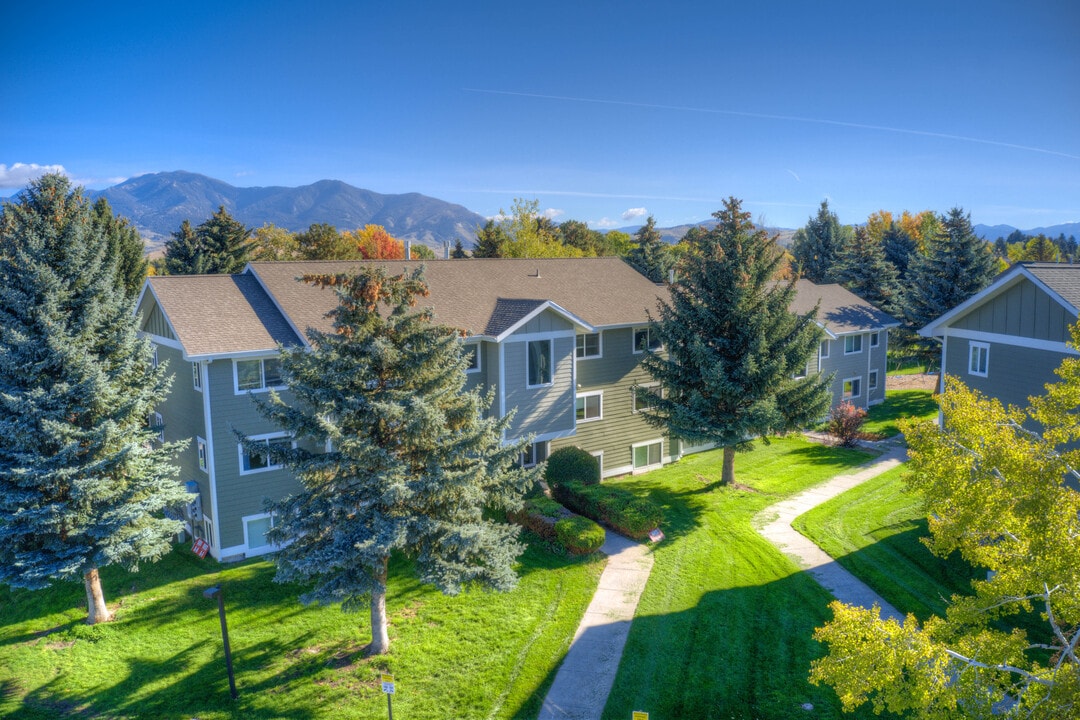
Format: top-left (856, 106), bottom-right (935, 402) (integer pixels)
top-left (462, 88), bottom-right (1080, 162)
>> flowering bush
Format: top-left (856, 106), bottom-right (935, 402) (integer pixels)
top-left (828, 401), bottom-right (867, 447)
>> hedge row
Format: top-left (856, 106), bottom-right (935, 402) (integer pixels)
top-left (544, 446), bottom-right (600, 486)
top-left (508, 497), bottom-right (605, 555)
top-left (551, 481), bottom-right (663, 541)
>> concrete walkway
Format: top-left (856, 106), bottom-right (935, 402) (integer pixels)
top-left (539, 531), bottom-right (654, 720)
top-left (756, 441), bottom-right (908, 622)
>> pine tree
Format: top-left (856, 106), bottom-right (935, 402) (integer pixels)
top-left (904, 207), bottom-right (998, 332)
top-left (473, 219), bottom-right (509, 258)
top-left (640, 197), bottom-right (832, 486)
top-left (882, 222), bottom-right (919, 280)
top-left (91, 197), bottom-right (147, 300)
top-left (244, 265), bottom-right (535, 655)
top-left (791, 199), bottom-right (853, 283)
top-left (163, 220), bottom-right (207, 275)
top-left (163, 206), bottom-right (251, 274)
top-left (628, 216), bottom-right (672, 282)
top-left (0, 174), bottom-right (187, 624)
top-left (450, 237), bottom-right (469, 258)
top-left (833, 225), bottom-right (901, 314)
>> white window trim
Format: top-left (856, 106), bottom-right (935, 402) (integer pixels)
top-left (576, 332), bottom-right (603, 360)
top-left (464, 342), bottom-right (481, 374)
top-left (233, 357), bottom-right (287, 395)
top-left (526, 339), bottom-right (554, 389)
top-left (242, 512), bottom-right (277, 552)
top-left (151, 345), bottom-right (159, 369)
top-left (844, 334), bottom-right (863, 355)
top-left (632, 327), bottom-right (661, 354)
top-left (869, 331), bottom-right (880, 348)
top-left (632, 383), bottom-right (662, 414)
top-left (632, 439), bottom-right (664, 472)
top-left (520, 440), bottom-right (549, 468)
top-left (192, 361), bottom-right (203, 392)
top-left (843, 376), bottom-right (862, 400)
top-left (575, 391), bottom-right (603, 423)
top-left (868, 370), bottom-right (879, 391)
top-left (968, 341), bottom-right (990, 377)
top-left (819, 340), bottom-right (830, 359)
top-left (197, 436), bottom-right (208, 473)
top-left (238, 432), bottom-right (292, 476)
top-left (591, 450), bottom-right (604, 480)
top-left (149, 411), bottom-right (164, 443)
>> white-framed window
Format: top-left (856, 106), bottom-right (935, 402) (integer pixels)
top-left (843, 377), bottom-right (861, 399)
top-left (869, 332), bottom-right (880, 348)
top-left (969, 342), bottom-right (989, 377)
top-left (151, 345), bottom-right (159, 369)
top-left (234, 357), bottom-right (285, 394)
top-left (576, 332), bottom-right (602, 359)
top-left (632, 384), bottom-right (662, 413)
top-left (632, 439), bottom-right (663, 471)
top-left (576, 391), bottom-right (603, 422)
top-left (527, 340), bottom-right (552, 387)
top-left (591, 450), bottom-right (604, 479)
top-left (633, 327), bottom-right (661, 354)
top-left (202, 517), bottom-right (214, 548)
top-left (520, 441), bottom-right (549, 468)
top-left (239, 432), bottom-right (292, 475)
top-left (197, 437), bottom-right (208, 473)
top-left (844, 334), bottom-right (863, 355)
top-left (192, 362), bottom-right (202, 391)
top-left (869, 370), bottom-right (879, 391)
top-left (464, 343), bottom-right (481, 373)
top-left (148, 411), bottom-right (164, 443)
top-left (793, 362), bottom-right (808, 380)
top-left (819, 340), bottom-right (830, 359)
top-left (243, 513), bottom-right (276, 551)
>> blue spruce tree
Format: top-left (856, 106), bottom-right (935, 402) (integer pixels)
top-left (0, 175), bottom-right (188, 624)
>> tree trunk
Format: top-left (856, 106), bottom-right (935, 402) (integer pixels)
top-left (368, 556), bottom-right (390, 655)
top-left (84, 567), bottom-right (112, 624)
top-left (721, 445), bottom-right (736, 486)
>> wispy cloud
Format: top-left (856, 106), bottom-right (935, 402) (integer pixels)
top-left (542, 207), bottom-right (564, 220)
top-left (593, 217), bottom-right (620, 229)
top-left (0, 162), bottom-right (67, 188)
top-left (622, 207), bottom-right (647, 220)
top-left (786, 169), bottom-right (801, 182)
top-left (463, 88), bottom-right (1080, 162)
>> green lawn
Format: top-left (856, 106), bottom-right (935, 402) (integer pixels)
top-left (791, 465), bottom-right (979, 620)
top-left (862, 389), bottom-right (939, 438)
top-left (0, 539), bottom-right (602, 719)
top-left (602, 436), bottom-right (875, 719)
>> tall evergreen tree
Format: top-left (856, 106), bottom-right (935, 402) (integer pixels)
top-left (163, 219), bottom-right (206, 275)
top-left (0, 175), bottom-right (187, 624)
top-left (628, 216), bottom-right (672, 282)
top-left (473, 219), bottom-right (509, 258)
top-left (450, 237), bottom-right (469, 258)
top-left (882, 222), bottom-right (919, 280)
top-left (790, 199), bottom-right (853, 283)
top-left (904, 207), bottom-right (998, 332)
top-left (91, 197), bottom-right (147, 300)
top-left (833, 225), bottom-right (901, 314)
top-left (245, 266), bottom-right (535, 655)
top-left (640, 197), bottom-right (831, 486)
top-left (163, 206), bottom-right (251, 274)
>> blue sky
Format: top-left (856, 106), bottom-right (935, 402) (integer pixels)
top-left (3, 0), bottom-right (1078, 230)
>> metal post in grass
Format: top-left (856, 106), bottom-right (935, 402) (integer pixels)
top-left (203, 585), bottom-right (238, 699)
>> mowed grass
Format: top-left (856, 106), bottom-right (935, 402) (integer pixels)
top-left (0, 538), bottom-right (602, 719)
top-left (602, 436), bottom-right (875, 719)
top-left (792, 465), bottom-right (979, 620)
top-left (862, 389), bottom-right (939, 438)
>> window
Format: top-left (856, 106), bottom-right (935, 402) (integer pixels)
top-left (235, 357), bottom-right (285, 393)
top-left (520, 441), bottom-right (549, 468)
top-left (819, 340), bottom-right (830, 359)
top-left (148, 411), bottom-right (164, 443)
top-left (239, 434), bottom-right (292, 474)
top-left (633, 440), bottom-right (663, 470)
top-left (151, 345), bottom-right (159, 369)
top-left (843, 377), bottom-right (861, 399)
top-left (192, 362), bottom-right (202, 391)
top-left (576, 332), bottom-right (601, 359)
top-left (633, 327), bottom-right (661, 354)
top-left (869, 370), bottom-right (878, 391)
top-left (244, 514), bottom-right (275, 550)
top-left (202, 517), bottom-right (214, 548)
top-left (576, 392), bottom-right (602, 422)
top-left (969, 342), bottom-right (989, 377)
top-left (464, 343), bottom-right (481, 373)
top-left (869, 332), bottom-right (880, 348)
top-left (197, 437), bottom-right (208, 473)
top-left (844, 335), bottom-right (863, 354)
top-left (527, 340), bottom-right (552, 387)
top-left (633, 384), bottom-right (662, 413)
top-left (793, 363), bottom-right (808, 380)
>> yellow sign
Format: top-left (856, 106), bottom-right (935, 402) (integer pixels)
top-left (632, 712), bottom-right (649, 720)
top-left (381, 673), bottom-right (395, 694)
top-left (381, 673), bottom-right (394, 684)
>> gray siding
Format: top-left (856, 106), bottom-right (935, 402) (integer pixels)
top-left (502, 336), bottom-right (575, 440)
top-left (944, 336), bottom-right (1068, 410)
top-left (154, 344), bottom-right (206, 506)
top-left (137, 293), bottom-right (176, 340)
top-left (953, 278), bottom-right (1071, 343)
top-left (462, 340), bottom-right (488, 395)
top-left (820, 332), bottom-right (877, 409)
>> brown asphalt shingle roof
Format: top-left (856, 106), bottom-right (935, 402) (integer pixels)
top-left (789, 279), bottom-right (900, 336)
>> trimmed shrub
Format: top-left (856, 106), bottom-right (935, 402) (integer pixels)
top-left (554, 515), bottom-right (606, 555)
top-left (553, 481), bottom-right (663, 541)
top-left (544, 446), bottom-right (600, 488)
top-left (828, 401), bottom-right (868, 447)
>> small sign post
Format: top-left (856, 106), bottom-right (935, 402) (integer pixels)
top-left (192, 537), bottom-right (210, 558)
top-left (647, 528), bottom-right (664, 543)
top-left (632, 712), bottom-right (650, 720)
top-left (381, 673), bottom-right (395, 719)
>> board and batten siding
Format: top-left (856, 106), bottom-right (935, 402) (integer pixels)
top-left (951, 277), bottom-right (1072, 343)
top-left (502, 336), bottom-right (575, 441)
top-left (137, 293), bottom-right (176, 341)
top-left (153, 344), bottom-right (206, 506)
top-left (944, 336), bottom-right (1069, 411)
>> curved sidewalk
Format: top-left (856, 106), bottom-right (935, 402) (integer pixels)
top-left (756, 442), bottom-right (908, 622)
top-left (539, 532), bottom-right (654, 720)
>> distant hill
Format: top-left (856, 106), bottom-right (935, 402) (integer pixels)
top-left (974, 222), bottom-right (1080, 240)
top-left (91, 171), bottom-right (489, 252)
top-left (620, 220), bottom-right (797, 246)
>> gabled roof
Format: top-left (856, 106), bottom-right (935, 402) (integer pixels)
top-left (920, 263), bottom-right (1080, 337)
top-left (789, 280), bottom-right (901, 337)
top-left (143, 274), bottom-right (302, 358)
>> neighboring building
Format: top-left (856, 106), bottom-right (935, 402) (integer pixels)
top-left (137, 259), bottom-right (899, 561)
top-left (790, 280), bottom-right (900, 409)
top-left (920, 262), bottom-right (1080, 409)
